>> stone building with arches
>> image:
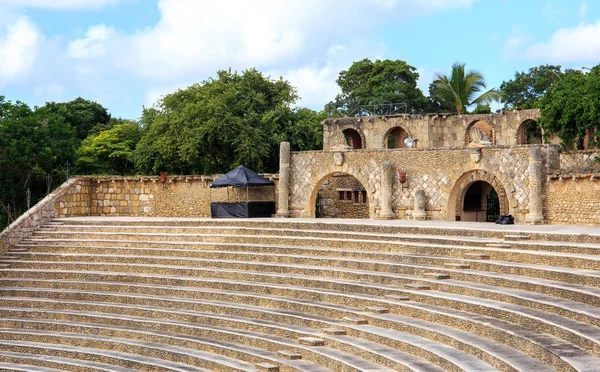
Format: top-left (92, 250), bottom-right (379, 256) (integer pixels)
top-left (276, 109), bottom-right (600, 225)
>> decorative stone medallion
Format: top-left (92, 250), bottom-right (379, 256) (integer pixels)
top-left (333, 152), bottom-right (344, 166)
top-left (469, 147), bottom-right (482, 163)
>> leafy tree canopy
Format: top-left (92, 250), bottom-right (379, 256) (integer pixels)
top-left (37, 97), bottom-right (111, 140)
top-left (331, 58), bottom-right (428, 114)
top-left (430, 62), bottom-right (502, 115)
top-left (0, 96), bottom-right (77, 227)
top-left (76, 121), bottom-right (142, 175)
top-left (500, 65), bottom-right (563, 110)
top-left (538, 65), bottom-right (600, 149)
top-left (134, 68), bottom-right (323, 175)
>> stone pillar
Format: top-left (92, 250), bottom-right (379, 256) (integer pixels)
top-left (546, 144), bottom-right (560, 173)
top-left (413, 189), bottom-right (428, 220)
top-left (527, 145), bottom-right (544, 224)
top-left (378, 161), bottom-right (395, 220)
top-left (276, 142), bottom-right (291, 218)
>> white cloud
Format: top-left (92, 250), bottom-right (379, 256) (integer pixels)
top-left (0, 0), bottom-right (476, 114)
top-left (0, 17), bottom-right (40, 87)
top-left (0, 0), bottom-right (118, 10)
top-left (68, 24), bottom-right (115, 59)
top-left (278, 41), bottom-right (388, 109)
top-left (523, 20), bottom-right (600, 62)
top-left (73, 0), bottom-right (477, 80)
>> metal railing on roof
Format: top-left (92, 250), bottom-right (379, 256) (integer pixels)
top-left (325, 102), bottom-right (411, 117)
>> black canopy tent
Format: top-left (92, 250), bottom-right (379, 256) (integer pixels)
top-left (209, 165), bottom-right (276, 218)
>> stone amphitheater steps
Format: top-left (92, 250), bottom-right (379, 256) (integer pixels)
top-left (0, 277), bottom-right (591, 371)
top-left (0, 309), bottom-right (442, 372)
top-left (37, 224), bottom-right (600, 255)
top-left (11, 246), bottom-right (600, 288)
top-left (0, 362), bottom-right (62, 372)
top-left (9, 247), bottom-right (600, 304)
top-left (22, 231), bottom-right (600, 271)
top-left (36, 225), bottom-right (509, 247)
top-left (0, 350), bottom-right (143, 372)
top-left (0, 294), bottom-right (488, 372)
top-left (0, 334), bottom-right (252, 372)
top-left (50, 217), bottom-right (600, 243)
top-left (3, 217), bottom-right (600, 371)
top-left (0, 318), bottom-right (361, 372)
top-left (0, 338), bottom-right (216, 371)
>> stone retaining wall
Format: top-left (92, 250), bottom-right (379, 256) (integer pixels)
top-left (85, 175), bottom-right (278, 217)
top-left (545, 174), bottom-right (600, 225)
top-left (0, 178), bottom-right (92, 254)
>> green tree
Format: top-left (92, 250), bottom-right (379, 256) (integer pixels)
top-left (134, 68), bottom-right (318, 175)
top-left (331, 59), bottom-right (428, 114)
top-left (76, 121), bottom-right (142, 175)
top-left (0, 96), bottom-right (77, 228)
top-left (538, 66), bottom-right (600, 149)
top-left (286, 108), bottom-right (326, 152)
top-left (500, 65), bottom-right (563, 110)
top-left (431, 62), bottom-right (502, 115)
top-left (37, 97), bottom-right (111, 140)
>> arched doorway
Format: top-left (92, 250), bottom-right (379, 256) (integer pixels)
top-left (447, 170), bottom-right (509, 222)
top-left (312, 172), bottom-right (369, 218)
top-left (384, 127), bottom-right (409, 148)
top-left (462, 181), bottom-right (500, 222)
top-left (465, 120), bottom-right (494, 145)
top-left (517, 120), bottom-right (542, 145)
top-left (343, 128), bottom-right (363, 149)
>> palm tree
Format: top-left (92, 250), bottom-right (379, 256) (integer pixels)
top-left (432, 62), bottom-right (502, 115)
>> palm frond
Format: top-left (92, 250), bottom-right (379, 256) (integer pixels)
top-left (471, 88), bottom-right (503, 106)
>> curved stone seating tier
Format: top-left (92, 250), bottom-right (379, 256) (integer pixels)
top-left (1, 218), bottom-right (600, 371)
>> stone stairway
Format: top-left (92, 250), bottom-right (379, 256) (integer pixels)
top-left (1, 218), bottom-right (600, 371)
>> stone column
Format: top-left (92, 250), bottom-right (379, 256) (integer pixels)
top-left (378, 161), bottom-right (395, 220)
top-left (276, 142), bottom-right (291, 218)
top-left (526, 145), bottom-right (544, 224)
top-left (546, 144), bottom-right (560, 174)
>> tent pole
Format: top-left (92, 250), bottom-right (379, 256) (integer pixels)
top-left (227, 187), bottom-right (229, 202)
top-left (247, 186), bottom-right (249, 203)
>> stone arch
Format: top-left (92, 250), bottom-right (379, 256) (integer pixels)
top-left (342, 128), bottom-right (364, 149)
top-left (517, 119), bottom-right (542, 145)
top-left (309, 171), bottom-right (372, 218)
top-left (447, 169), bottom-right (509, 221)
top-left (465, 120), bottom-right (494, 145)
top-left (383, 126), bottom-right (410, 148)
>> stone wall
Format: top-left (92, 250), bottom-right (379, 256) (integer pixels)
top-left (322, 109), bottom-right (542, 150)
top-left (559, 151), bottom-right (600, 173)
top-left (0, 178), bottom-right (92, 254)
top-left (545, 175), bottom-right (600, 225)
top-left (87, 175), bottom-right (278, 217)
top-left (288, 145), bottom-right (535, 222)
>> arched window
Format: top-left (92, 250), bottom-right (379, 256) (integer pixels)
top-left (384, 127), bottom-right (409, 148)
top-left (343, 128), bottom-right (363, 149)
top-left (517, 120), bottom-right (542, 145)
top-left (466, 120), bottom-right (494, 145)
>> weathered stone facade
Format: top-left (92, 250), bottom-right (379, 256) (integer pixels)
top-left (280, 108), bottom-right (600, 225)
top-left (323, 109), bottom-right (543, 150)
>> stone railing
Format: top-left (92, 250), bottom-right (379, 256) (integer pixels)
top-left (0, 178), bottom-right (91, 254)
top-left (560, 150), bottom-right (600, 173)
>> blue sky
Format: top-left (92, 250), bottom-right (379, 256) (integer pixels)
top-left (0, 0), bottom-right (598, 119)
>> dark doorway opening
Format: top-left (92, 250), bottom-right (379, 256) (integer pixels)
top-left (463, 181), bottom-right (499, 222)
top-left (486, 189), bottom-right (500, 222)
